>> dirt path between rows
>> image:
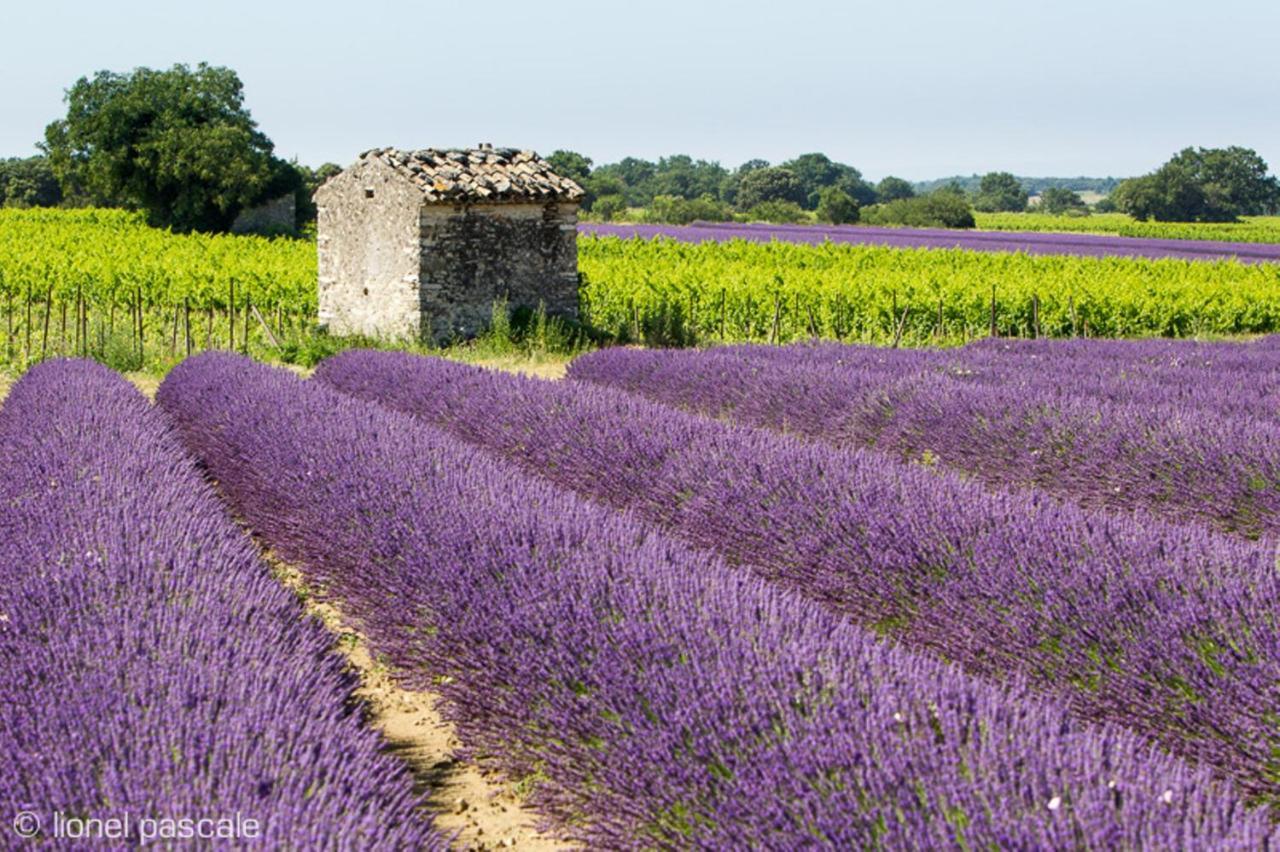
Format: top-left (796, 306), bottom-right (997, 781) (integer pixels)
top-left (269, 559), bottom-right (573, 851)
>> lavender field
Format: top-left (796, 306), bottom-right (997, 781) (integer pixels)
top-left (7, 339), bottom-right (1280, 848)
top-left (581, 220), bottom-right (1280, 264)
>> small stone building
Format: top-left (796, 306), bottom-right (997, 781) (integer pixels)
top-left (315, 145), bottom-right (584, 342)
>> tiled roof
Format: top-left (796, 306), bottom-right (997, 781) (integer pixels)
top-left (359, 145), bottom-right (585, 204)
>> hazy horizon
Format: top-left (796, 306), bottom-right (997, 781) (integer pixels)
top-left (3, 0), bottom-right (1277, 182)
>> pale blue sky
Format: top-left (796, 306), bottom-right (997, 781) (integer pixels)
top-left (3, 0), bottom-right (1277, 180)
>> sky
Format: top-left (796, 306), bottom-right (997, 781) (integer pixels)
top-left (3, 0), bottom-right (1277, 181)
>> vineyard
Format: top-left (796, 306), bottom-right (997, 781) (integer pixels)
top-left (0, 209), bottom-right (315, 370)
top-left (579, 235), bottom-right (1280, 345)
top-left (4, 210), bottom-right (1280, 373)
top-left (7, 336), bottom-right (1280, 845)
top-left (975, 212), bottom-right (1280, 244)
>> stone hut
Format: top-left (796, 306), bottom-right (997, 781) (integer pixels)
top-left (315, 145), bottom-right (584, 342)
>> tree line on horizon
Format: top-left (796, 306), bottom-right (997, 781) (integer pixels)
top-left (2, 63), bottom-right (1277, 233)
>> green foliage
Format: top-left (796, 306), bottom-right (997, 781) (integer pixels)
top-left (862, 194), bottom-right (975, 228)
top-left (1037, 188), bottom-right (1088, 215)
top-left (736, 167), bottom-right (807, 210)
top-left (973, 172), bottom-right (1029, 213)
top-left (975, 211), bottom-right (1280, 243)
top-left (0, 157), bottom-right (63, 208)
top-left (744, 200), bottom-right (809, 224)
top-left (589, 155), bottom-right (726, 208)
top-left (294, 161), bottom-right (342, 225)
top-left (41, 63), bottom-right (288, 232)
top-left (0, 207), bottom-right (315, 369)
top-left (916, 175), bottom-right (1122, 196)
top-left (815, 187), bottom-right (859, 224)
top-left (545, 150), bottom-right (593, 185)
top-left (640, 194), bottom-right (734, 225)
top-left (1114, 147), bottom-right (1280, 223)
top-left (779, 153), bottom-right (876, 208)
top-left (876, 176), bottom-right (915, 203)
top-left (590, 194), bottom-right (628, 221)
top-left (718, 159), bottom-right (770, 207)
top-left (578, 234), bottom-right (1280, 347)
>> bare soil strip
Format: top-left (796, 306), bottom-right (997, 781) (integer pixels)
top-left (269, 560), bottom-right (574, 851)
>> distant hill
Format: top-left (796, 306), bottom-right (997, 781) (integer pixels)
top-left (913, 175), bottom-right (1124, 196)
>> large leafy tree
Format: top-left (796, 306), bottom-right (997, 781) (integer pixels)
top-left (545, 150), bottom-right (593, 185)
top-left (1114, 147), bottom-right (1280, 222)
top-left (780, 153), bottom-right (877, 208)
top-left (736, 167), bottom-right (807, 210)
top-left (0, 157), bottom-right (62, 207)
top-left (42, 63), bottom-right (289, 232)
top-left (973, 172), bottom-right (1028, 212)
top-left (875, 176), bottom-right (915, 203)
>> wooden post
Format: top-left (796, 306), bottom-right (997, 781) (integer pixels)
top-left (1068, 295), bottom-right (1078, 337)
top-left (40, 287), bottom-right (51, 359)
top-left (228, 279), bottom-right (235, 350)
top-left (24, 284), bottom-right (32, 363)
top-left (184, 298), bottom-right (192, 357)
top-left (242, 294), bottom-right (251, 352)
top-left (892, 304), bottom-right (909, 349)
top-left (74, 283), bottom-right (82, 356)
top-left (59, 300), bottom-right (67, 355)
top-left (989, 284), bottom-right (997, 338)
top-left (890, 289), bottom-right (898, 344)
top-left (206, 306), bottom-right (213, 349)
top-left (171, 304), bottom-right (180, 355)
top-left (5, 284), bottom-right (12, 362)
top-left (1031, 294), bottom-right (1040, 339)
top-left (769, 292), bottom-right (782, 345)
top-left (251, 303), bottom-right (281, 348)
top-left (719, 288), bottom-right (727, 340)
top-left (137, 286), bottom-right (145, 362)
top-left (806, 302), bottom-right (818, 340)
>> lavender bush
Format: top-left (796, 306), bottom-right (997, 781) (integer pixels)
top-left (568, 343), bottom-right (1280, 536)
top-left (155, 352), bottom-right (1280, 847)
top-left (317, 350), bottom-right (1280, 804)
top-left (0, 360), bottom-right (445, 848)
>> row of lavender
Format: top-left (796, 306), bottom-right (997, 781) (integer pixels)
top-left (316, 350), bottom-right (1280, 807)
top-left (0, 361), bottom-right (445, 847)
top-left (581, 221), bottom-right (1280, 264)
top-left (569, 338), bottom-right (1280, 539)
top-left (155, 352), bottom-right (1278, 847)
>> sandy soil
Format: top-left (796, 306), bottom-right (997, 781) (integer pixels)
top-left (269, 559), bottom-right (574, 850)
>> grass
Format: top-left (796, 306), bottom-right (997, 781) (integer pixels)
top-left (0, 299), bottom-right (585, 403)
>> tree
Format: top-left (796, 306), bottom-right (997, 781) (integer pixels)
top-left (545, 150), bottom-right (593, 186)
top-left (736, 167), bottom-right (806, 210)
top-left (876, 176), bottom-right (915, 203)
top-left (718, 159), bottom-right (769, 206)
top-left (0, 156), bottom-right (63, 207)
top-left (781, 153), bottom-right (877, 209)
top-left (815, 187), bottom-right (859, 224)
top-left (973, 172), bottom-right (1028, 212)
top-left (42, 63), bottom-right (287, 232)
top-left (641, 194), bottom-right (733, 225)
top-left (591, 194), bottom-right (627, 221)
top-left (745, 199), bottom-right (808, 224)
top-left (861, 194), bottom-right (975, 228)
top-left (1114, 147), bottom-right (1280, 222)
top-left (584, 172), bottom-right (627, 211)
top-left (1038, 187), bottom-right (1087, 215)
